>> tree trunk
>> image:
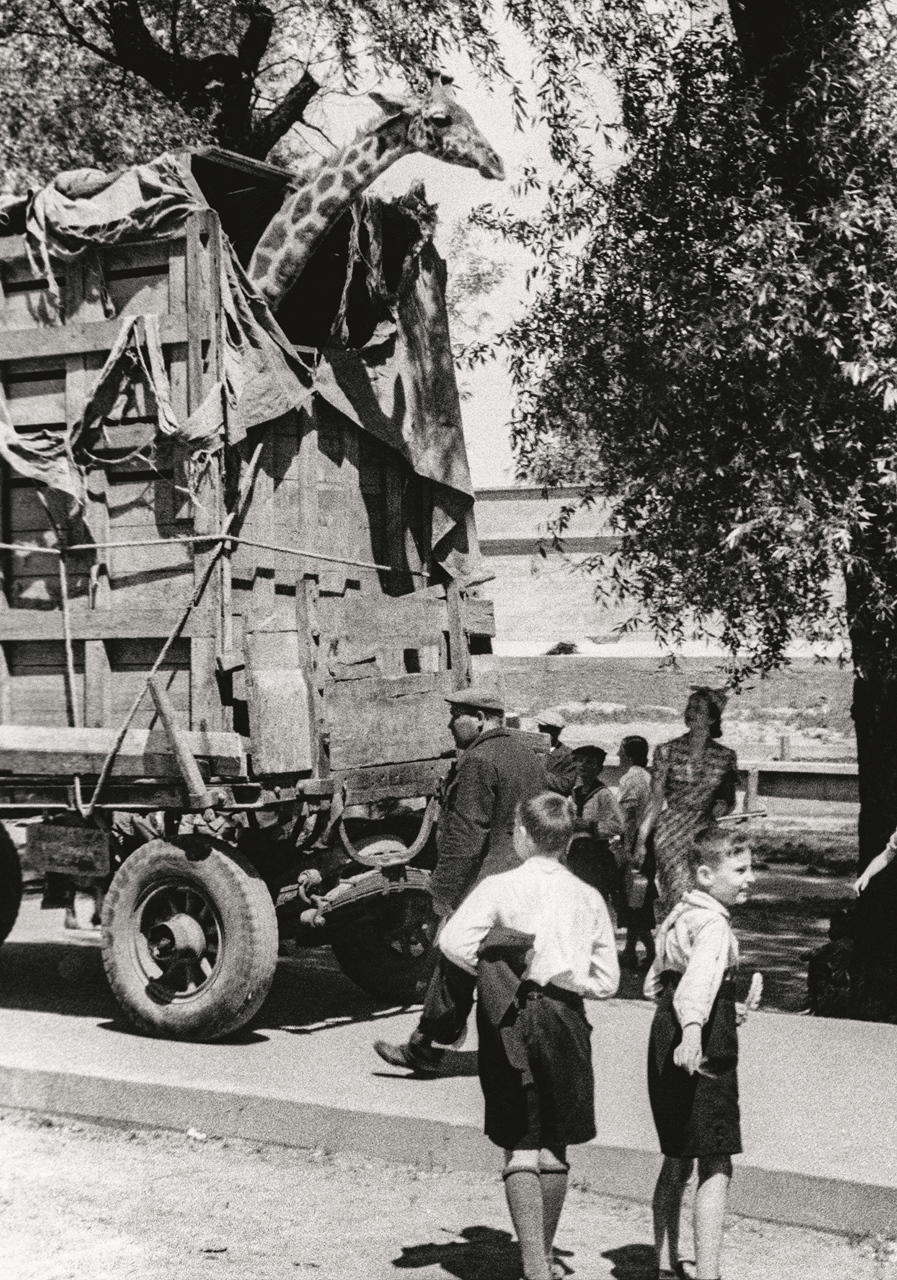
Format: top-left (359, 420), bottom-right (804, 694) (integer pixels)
top-left (846, 571), bottom-right (897, 1022)
top-left (849, 671), bottom-right (897, 1020)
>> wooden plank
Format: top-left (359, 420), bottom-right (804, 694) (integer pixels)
top-left (191, 635), bottom-right (220, 732)
top-left (3, 369), bottom-right (66, 425)
top-left (0, 608), bottom-right (209, 642)
top-left (105, 242), bottom-right (176, 274)
top-left (0, 722), bottom-right (244, 776)
top-left (105, 272), bottom-right (169, 318)
top-left (330, 591), bottom-right (447, 647)
top-left (242, 628), bottom-right (313, 773)
top-left (247, 428), bottom-right (276, 628)
top-left (83, 640), bottom-right (111, 727)
top-left (0, 288), bottom-right (62, 333)
top-left (445, 579), bottom-right (472, 689)
top-left (0, 643), bottom-right (9, 723)
top-left (167, 240), bottom-right (192, 523)
top-left (185, 210), bottom-right (223, 727)
top-left (0, 233), bottom-right (182, 266)
top-left (295, 576), bottom-right (327, 775)
top-left (185, 211), bottom-right (209, 415)
top-left (461, 594), bottom-right (496, 637)
top-left (0, 313), bottom-right (202, 362)
top-left (325, 670), bottom-right (454, 770)
top-left (84, 468), bottom-right (111, 614)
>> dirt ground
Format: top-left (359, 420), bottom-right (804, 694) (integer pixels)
top-left (0, 1109), bottom-right (893, 1280)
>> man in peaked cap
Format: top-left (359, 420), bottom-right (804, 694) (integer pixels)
top-left (537, 708), bottom-right (577, 798)
top-left (374, 685), bottom-right (548, 1075)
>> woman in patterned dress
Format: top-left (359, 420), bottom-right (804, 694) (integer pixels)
top-left (636, 688), bottom-right (739, 920)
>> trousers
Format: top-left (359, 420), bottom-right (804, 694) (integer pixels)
top-left (417, 952), bottom-right (476, 1045)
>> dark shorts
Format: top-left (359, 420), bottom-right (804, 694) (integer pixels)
top-left (647, 974), bottom-right (742, 1159)
top-left (477, 983), bottom-right (596, 1152)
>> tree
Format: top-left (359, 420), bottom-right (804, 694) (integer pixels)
top-left (0, 0), bottom-right (613, 189)
top-left (485, 0), bottom-right (897, 1019)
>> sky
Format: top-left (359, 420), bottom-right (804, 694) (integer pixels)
top-left (296, 23), bottom-right (618, 488)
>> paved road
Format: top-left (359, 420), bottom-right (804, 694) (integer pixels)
top-left (1, 892), bottom-right (896, 1236)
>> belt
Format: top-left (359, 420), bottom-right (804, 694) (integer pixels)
top-left (516, 980), bottom-right (584, 1011)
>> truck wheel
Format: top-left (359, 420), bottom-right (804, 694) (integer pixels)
top-left (329, 887), bottom-right (438, 1005)
top-left (0, 824), bottom-right (23, 946)
top-left (101, 839), bottom-right (278, 1041)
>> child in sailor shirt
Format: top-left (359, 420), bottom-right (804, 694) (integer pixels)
top-left (644, 826), bottom-right (757, 1280)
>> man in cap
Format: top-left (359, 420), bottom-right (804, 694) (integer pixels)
top-left (537, 708), bottom-right (577, 797)
top-left (374, 685), bottom-right (548, 1074)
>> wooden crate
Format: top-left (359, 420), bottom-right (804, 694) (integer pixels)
top-left (0, 154), bottom-right (495, 781)
top-left (0, 209), bottom-right (221, 742)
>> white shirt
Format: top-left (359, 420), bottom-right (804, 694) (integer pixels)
top-left (643, 890), bottom-right (739, 1027)
top-left (438, 855), bottom-right (620, 1000)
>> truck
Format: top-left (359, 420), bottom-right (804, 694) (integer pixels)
top-left (0, 146), bottom-right (499, 1041)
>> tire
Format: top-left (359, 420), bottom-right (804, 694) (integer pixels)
top-left (101, 839), bottom-right (279, 1041)
top-left (0, 824), bottom-right (23, 946)
top-left (328, 885), bottom-right (438, 1005)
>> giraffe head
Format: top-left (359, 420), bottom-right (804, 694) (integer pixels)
top-left (369, 74), bottom-right (505, 181)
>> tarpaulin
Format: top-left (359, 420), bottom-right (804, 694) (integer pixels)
top-left (25, 155), bottom-right (202, 301)
top-left (309, 215), bottom-right (482, 583)
top-left (0, 379), bottom-right (84, 504)
top-left (3, 150), bottom-right (484, 583)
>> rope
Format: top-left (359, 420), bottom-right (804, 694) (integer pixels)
top-left (0, 535), bottom-right (428, 578)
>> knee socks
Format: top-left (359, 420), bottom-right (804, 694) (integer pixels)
top-left (503, 1169), bottom-right (550, 1280)
top-left (540, 1167), bottom-right (568, 1258)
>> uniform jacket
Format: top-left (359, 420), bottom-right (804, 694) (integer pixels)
top-left (431, 727), bottom-right (548, 911)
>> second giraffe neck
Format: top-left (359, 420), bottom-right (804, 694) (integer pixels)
top-left (249, 123), bottom-right (412, 309)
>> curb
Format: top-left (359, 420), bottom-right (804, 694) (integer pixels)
top-left (1, 1062), bottom-right (894, 1238)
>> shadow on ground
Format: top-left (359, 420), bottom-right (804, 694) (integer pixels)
top-left (0, 864), bottom-right (856, 1034)
top-left (602, 1242), bottom-right (663, 1278)
top-left (393, 1225), bottom-right (520, 1279)
top-left (0, 897), bottom-right (414, 1038)
top-left (614, 863), bottom-right (854, 1013)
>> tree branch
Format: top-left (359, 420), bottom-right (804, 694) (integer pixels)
top-left (247, 69), bottom-right (320, 158)
top-left (238, 2), bottom-right (274, 74)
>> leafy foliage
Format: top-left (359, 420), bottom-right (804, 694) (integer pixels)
top-left (0, 0), bottom-right (638, 189)
top-left (488, 3), bottom-right (897, 681)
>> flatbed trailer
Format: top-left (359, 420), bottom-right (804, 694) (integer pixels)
top-left (0, 147), bottom-right (506, 1040)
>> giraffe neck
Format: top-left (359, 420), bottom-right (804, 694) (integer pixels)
top-left (249, 123), bottom-right (412, 311)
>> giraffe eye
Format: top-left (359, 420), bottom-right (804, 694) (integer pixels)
top-left (425, 111), bottom-right (452, 126)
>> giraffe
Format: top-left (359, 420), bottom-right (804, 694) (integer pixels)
top-left (248, 74), bottom-right (505, 312)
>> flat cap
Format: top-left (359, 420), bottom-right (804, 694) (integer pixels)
top-left (445, 685), bottom-right (505, 713)
top-left (536, 709), bottom-right (566, 730)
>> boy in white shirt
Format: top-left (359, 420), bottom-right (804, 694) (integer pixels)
top-left (439, 792), bottom-right (620, 1280)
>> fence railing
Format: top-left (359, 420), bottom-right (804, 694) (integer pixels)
top-left (601, 759), bottom-right (859, 806)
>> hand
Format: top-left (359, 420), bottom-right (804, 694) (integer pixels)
top-left (736, 972), bottom-right (763, 1025)
top-left (431, 895), bottom-right (454, 919)
top-left (673, 1024), bottom-right (704, 1075)
top-left (853, 869), bottom-right (872, 896)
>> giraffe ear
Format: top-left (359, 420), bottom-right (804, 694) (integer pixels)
top-left (369, 91), bottom-right (410, 118)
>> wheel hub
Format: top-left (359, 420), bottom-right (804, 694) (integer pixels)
top-left (132, 880), bottom-right (222, 999)
top-left (147, 912), bottom-right (208, 963)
